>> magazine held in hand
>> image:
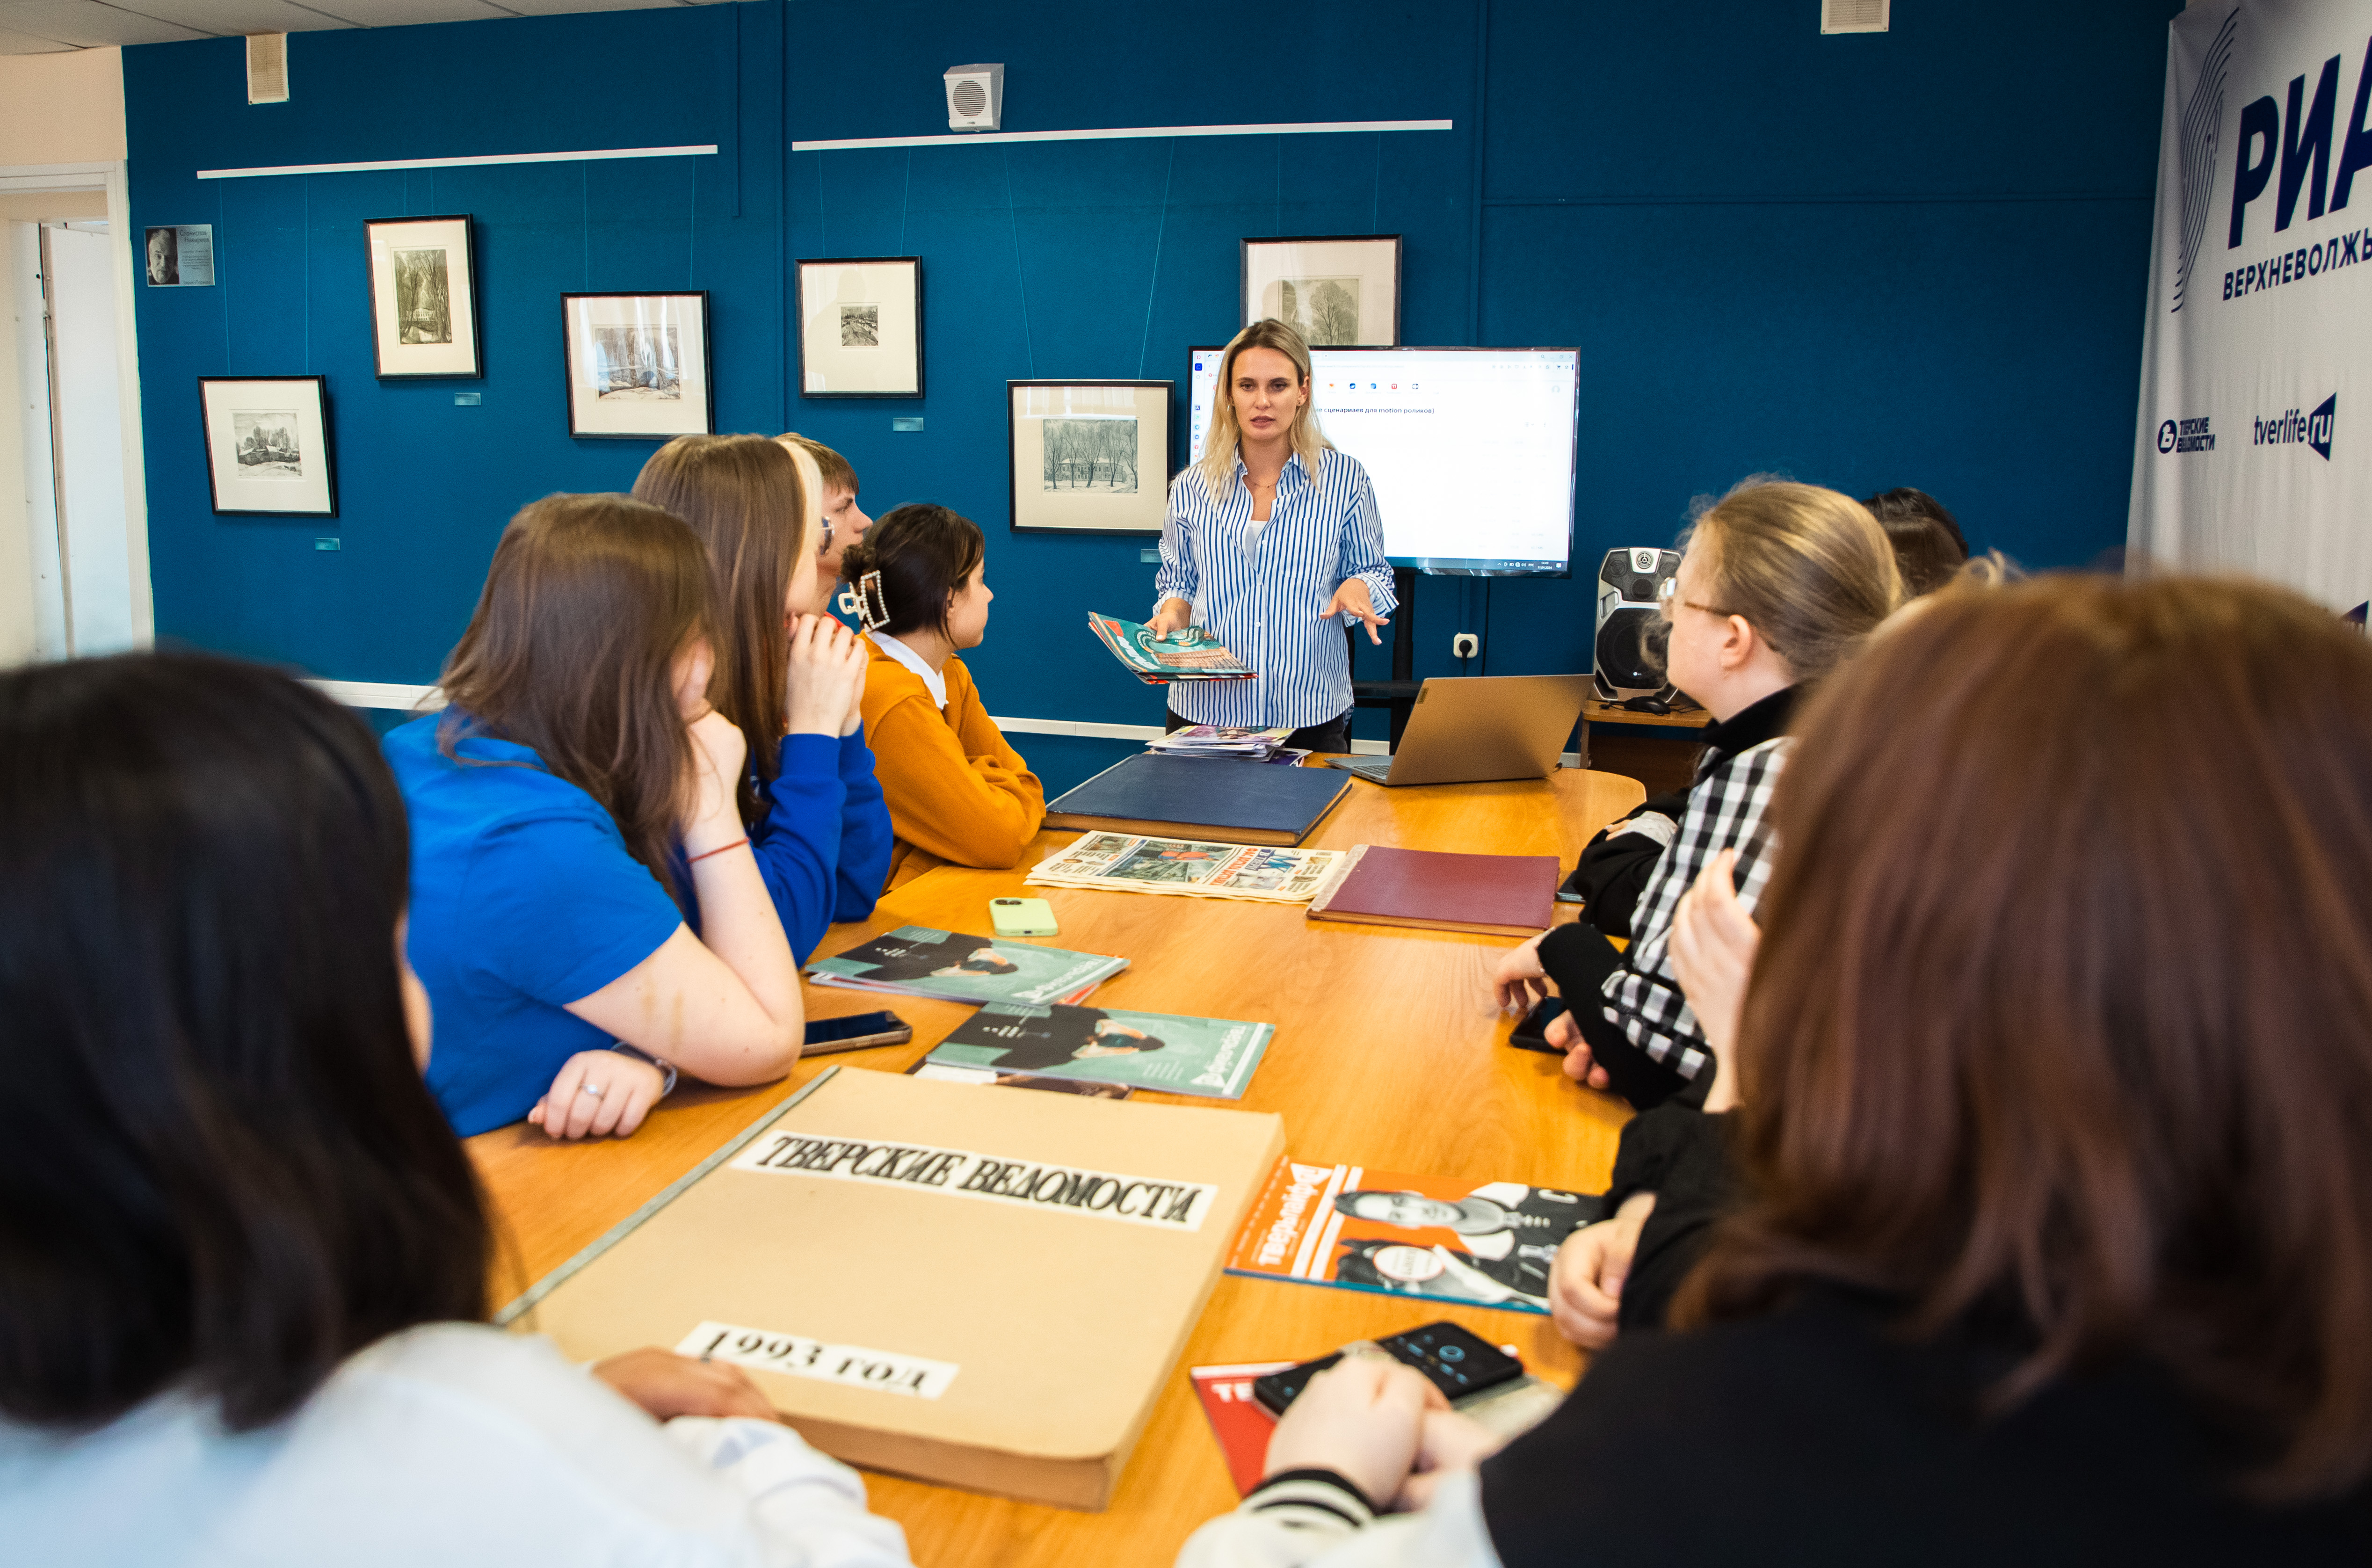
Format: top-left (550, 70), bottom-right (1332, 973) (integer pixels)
top-left (1029, 832), bottom-right (1351, 905)
top-left (1226, 1159), bottom-right (1609, 1314)
top-left (810, 925), bottom-right (1127, 1005)
top-left (499, 1067), bottom-right (1285, 1510)
top-left (917, 1002), bottom-right (1273, 1100)
top-left (1088, 612), bottom-right (1255, 685)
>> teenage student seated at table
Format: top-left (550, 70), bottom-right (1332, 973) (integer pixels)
top-left (840, 503), bottom-right (1045, 886)
top-left (385, 494), bottom-right (820, 1138)
top-left (1148, 318), bottom-right (1395, 756)
top-left (778, 431), bottom-right (875, 616)
top-left (1180, 573), bottom-right (2372, 1566)
top-left (632, 434), bottom-right (888, 963)
top-left (1494, 478), bottom-right (1901, 1108)
top-left (0, 651), bottom-right (912, 1567)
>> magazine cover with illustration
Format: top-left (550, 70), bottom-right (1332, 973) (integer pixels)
top-left (921, 1002), bottom-right (1273, 1099)
top-left (1225, 1161), bottom-right (1609, 1313)
top-left (1030, 832), bottom-right (1348, 904)
top-left (810, 926), bottom-right (1127, 1005)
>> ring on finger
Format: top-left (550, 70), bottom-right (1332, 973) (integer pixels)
top-left (580, 1082), bottom-right (606, 1099)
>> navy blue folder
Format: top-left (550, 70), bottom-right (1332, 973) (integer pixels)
top-left (1042, 754), bottom-right (1353, 846)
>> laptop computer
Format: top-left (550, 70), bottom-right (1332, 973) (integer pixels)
top-left (1324, 674), bottom-right (1592, 787)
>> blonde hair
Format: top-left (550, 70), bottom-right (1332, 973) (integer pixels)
top-left (1684, 479), bottom-right (1902, 682)
top-left (1196, 319), bottom-right (1332, 501)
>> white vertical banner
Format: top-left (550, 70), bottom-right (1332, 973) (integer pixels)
top-left (2131, 1), bottom-right (2372, 609)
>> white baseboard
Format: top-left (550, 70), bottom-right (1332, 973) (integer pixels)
top-left (305, 681), bottom-right (1525, 762)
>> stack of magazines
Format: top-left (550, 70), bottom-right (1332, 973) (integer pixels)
top-left (1147, 725), bottom-right (1304, 764)
top-left (1088, 612), bottom-right (1256, 685)
top-left (1028, 832), bottom-right (1352, 905)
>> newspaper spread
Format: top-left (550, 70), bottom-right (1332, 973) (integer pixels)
top-left (1088, 612), bottom-right (1256, 684)
top-left (1029, 832), bottom-right (1352, 905)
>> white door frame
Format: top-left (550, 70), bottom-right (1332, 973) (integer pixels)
top-left (1, 159), bottom-right (153, 653)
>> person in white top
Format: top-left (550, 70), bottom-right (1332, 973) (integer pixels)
top-left (0, 650), bottom-right (913, 1568)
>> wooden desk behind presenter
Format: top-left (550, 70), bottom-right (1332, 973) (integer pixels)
top-left (470, 764), bottom-right (1647, 1568)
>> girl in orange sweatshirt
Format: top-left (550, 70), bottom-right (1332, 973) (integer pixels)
top-left (839, 505), bottom-right (1045, 887)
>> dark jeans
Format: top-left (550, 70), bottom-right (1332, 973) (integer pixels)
top-left (1165, 706), bottom-right (1352, 755)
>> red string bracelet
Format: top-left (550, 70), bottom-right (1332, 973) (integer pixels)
top-left (688, 837), bottom-right (749, 864)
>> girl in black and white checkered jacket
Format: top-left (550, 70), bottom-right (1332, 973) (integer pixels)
top-left (1494, 479), bottom-right (1902, 1109)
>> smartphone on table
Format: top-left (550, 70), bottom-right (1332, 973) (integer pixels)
top-left (990, 896), bottom-right (1059, 936)
top-left (1251, 1321), bottom-right (1525, 1417)
top-left (802, 1010), bottom-right (913, 1053)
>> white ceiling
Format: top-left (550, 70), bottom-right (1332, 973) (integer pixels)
top-left (0, 0), bottom-right (720, 53)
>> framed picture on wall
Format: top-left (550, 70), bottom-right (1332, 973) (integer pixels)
top-left (364, 215), bottom-right (480, 378)
top-left (199, 376), bottom-right (337, 516)
top-left (1240, 235), bottom-right (1402, 347)
top-left (1008, 380), bottom-right (1172, 535)
top-left (797, 257), bottom-right (922, 397)
top-left (561, 291), bottom-right (713, 440)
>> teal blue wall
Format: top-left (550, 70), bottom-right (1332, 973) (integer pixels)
top-left (125, 0), bottom-right (2183, 788)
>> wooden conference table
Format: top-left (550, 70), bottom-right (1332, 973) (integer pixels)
top-left (470, 762), bottom-right (1647, 1568)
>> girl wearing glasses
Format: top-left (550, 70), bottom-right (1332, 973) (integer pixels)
top-left (1493, 479), bottom-right (1900, 1110)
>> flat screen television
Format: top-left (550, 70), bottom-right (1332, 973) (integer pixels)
top-left (1185, 346), bottom-right (1579, 576)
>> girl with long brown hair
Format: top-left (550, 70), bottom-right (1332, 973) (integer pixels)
top-left (1178, 574), bottom-right (2372, 1565)
top-left (383, 494), bottom-right (806, 1139)
top-left (633, 435), bottom-right (885, 958)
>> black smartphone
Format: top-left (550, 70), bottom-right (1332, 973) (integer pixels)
top-left (1251, 1322), bottom-right (1525, 1417)
top-left (803, 1010), bottom-right (913, 1053)
top-left (1508, 995), bottom-right (1568, 1054)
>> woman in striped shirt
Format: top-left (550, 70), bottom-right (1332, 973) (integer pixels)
top-left (1149, 319), bottom-right (1396, 754)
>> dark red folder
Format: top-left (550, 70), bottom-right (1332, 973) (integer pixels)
top-left (1306, 844), bottom-right (1560, 936)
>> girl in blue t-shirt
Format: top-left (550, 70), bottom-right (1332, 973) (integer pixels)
top-left (386, 493), bottom-right (816, 1139)
top-left (632, 435), bottom-right (890, 958)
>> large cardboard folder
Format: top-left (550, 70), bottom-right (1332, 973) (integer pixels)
top-left (505, 1066), bottom-right (1285, 1510)
top-left (1043, 752), bottom-right (1352, 846)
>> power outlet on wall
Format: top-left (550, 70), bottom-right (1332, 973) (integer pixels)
top-left (1453, 633), bottom-right (1480, 660)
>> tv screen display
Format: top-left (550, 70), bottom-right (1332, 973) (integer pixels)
top-left (1185, 346), bottom-right (1578, 576)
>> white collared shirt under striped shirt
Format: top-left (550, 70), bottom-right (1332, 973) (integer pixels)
top-left (1152, 448), bottom-right (1398, 729)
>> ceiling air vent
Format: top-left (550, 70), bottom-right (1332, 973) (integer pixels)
top-left (1821, 0), bottom-right (1888, 33)
top-left (247, 33), bottom-right (289, 103)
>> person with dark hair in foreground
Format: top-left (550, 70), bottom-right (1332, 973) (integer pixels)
top-left (1181, 575), bottom-right (2372, 1565)
top-left (0, 652), bottom-right (912, 1566)
top-left (1861, 486), bottom-right (1969, 596)
top-left (842, 502), bottom-right (1045, 886)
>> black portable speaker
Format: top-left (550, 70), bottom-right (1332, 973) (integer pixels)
top-left (1593, 547), bottom-right (1681, 703)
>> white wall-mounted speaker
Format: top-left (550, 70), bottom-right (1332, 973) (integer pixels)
top-left (1820, 0), bottom-right (1888, 33)
top-left (247, 33), bottom-right (289, 103)
top-left (943, 63), bottom-right (1004, 131)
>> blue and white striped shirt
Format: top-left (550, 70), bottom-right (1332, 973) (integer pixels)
top-left (1152, 448), bottom-right (1398, 728)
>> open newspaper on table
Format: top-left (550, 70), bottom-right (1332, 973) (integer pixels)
top-left (1028, 832), bottom-right (1354, 904)
top-left (1088, 612), bottom-right (1256, 684)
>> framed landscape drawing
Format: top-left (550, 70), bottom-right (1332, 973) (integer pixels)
top-left (797, 256), bottom-right (922, 397)
top-left (199, 376), bottom-right (336, 516)
top-left (1240, 235), bottom-right (1402, 347)
top-left (562, 291), bottom-right (713, 439)
top-left (1008, 380), bottom-right (1171, 535)
top-left (364, 215), bottom-right (479, 378)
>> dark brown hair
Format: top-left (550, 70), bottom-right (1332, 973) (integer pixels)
top-left (632, 436), bottom-right (808, 826)
top-left (1861, 486), bottom-right (1970, 597)
top-left (0, 652), bottom-right (489, 1431)
top-left (777, 432), bottom-right (857, 497)
top-left (839, 503), bottom-right (985, 641)
top-left (439, 493), bottom-right (706, 894)
top-left (1682, 574), bottom-right (2372, 1499)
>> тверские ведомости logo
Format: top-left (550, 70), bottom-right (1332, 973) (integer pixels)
top-left (2159, 416), bottom-right (2217, 453)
